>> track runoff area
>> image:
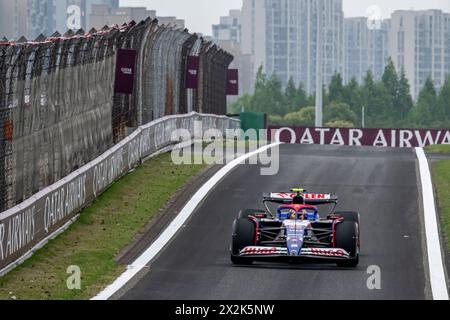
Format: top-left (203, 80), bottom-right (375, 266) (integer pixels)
top-left (93, 128), bottom-right (448, 304)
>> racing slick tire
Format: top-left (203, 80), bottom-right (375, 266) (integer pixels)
top-left (335, 221), bottom-right (359, 268)
top-left (231, 218), bottom-right (256, 265)
top-left (334, 211), bottom-right (360, 224)
top-left (238, 209), bottom-right (267, 219)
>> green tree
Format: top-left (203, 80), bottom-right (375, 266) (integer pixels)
top-left (266, 72), bottom-right (286, 116)
top-left (396, 70), bottom-right (414, 122)
top-left (382, 58), bottom-right (399, 100)
top-left (306, 93), bottom-right (316, 107)
top-left (285, 78), bottom-right (308, 114)
top-left (268, 115), bottom-right (284, 125)
top-left (229, 93), bottom-right (252, 114)
top-left (324, 102), bottom-right (358, 125)
top-left (285, 77), bottom-right (299, 114)
top-left (308, 84), bottom-right (330, 114)
top-left (250, 65), bottom-right (269, 113)
top-left (328, 73), bottom-right (344, 103)
top-left (379, 59), bottom-right (398, 123)
top-left (411, 78), bottom-right (438, 127)
top-left (361, 70), bottom-right (377, 126)
top-left (297, 83), bottom-right (308, 110)
top-left (283, 107), bottom-right (316, 126)
top-left (325, 120), bottom-right (355, 128)
top-left (362, 70), bottom-right (394, 127)
top-left (437, 76), bottom-right (450, 121)
top-left (342, 77), bottom-right (363, 123)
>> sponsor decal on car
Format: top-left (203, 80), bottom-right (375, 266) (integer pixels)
top-left (240, 247), bottom-right (283, 256)
top-left (271, 193), bottom-right (332, 200)
top-left (302, 248), bottom-right (349, 258)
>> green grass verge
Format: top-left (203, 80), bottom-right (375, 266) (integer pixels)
top-left (426, 144), bottom-right (450, 154)
top-left (431, 160), bottom-right (450, 252)
top-left (0, 153), bottom-right (205, 300)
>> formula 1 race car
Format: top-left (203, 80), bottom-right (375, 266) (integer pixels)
top-left (231, 189), bottom-right (360, 267)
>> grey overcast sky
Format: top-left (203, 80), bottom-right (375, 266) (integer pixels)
top-left (120, 0), bottom-right (450, 35)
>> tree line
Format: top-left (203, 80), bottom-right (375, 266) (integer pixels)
top-left (230, 59), bottom-right (450, 129)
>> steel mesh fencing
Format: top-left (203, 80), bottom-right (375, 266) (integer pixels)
top-left (0, 43), bottom-right (12, 212)
top-left (0, 19), bottom-right (234, 212)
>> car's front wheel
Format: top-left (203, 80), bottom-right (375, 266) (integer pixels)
top-left (335, 221), bottom-right (359, 268)
top-left (231, 218), bottom-right (256, 265)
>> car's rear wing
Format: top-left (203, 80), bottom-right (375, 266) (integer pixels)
top-left (263, 192), bottom-right (338, 206)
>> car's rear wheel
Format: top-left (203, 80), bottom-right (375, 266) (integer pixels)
top-left (335, 221), bottom-right (359, 268)
top-left (231, 218), bottom-right (256, 265)
top-left (238, 209), bottom-right (267, 219)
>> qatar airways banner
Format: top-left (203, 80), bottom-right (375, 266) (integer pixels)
top-left (268, 126), bottom-right (450, 148)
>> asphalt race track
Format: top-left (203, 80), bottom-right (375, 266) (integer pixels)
top-left (121, 144), bottom-right (430, 300)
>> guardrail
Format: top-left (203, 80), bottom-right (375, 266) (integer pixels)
top-left (0, 112), bottom-right (240, 276)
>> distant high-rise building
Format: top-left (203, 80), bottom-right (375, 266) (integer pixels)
top-left (1, 0), bottom-right (59, 39)
top-left (55, 0), bottom-right (120, 34)
top-left (89, 5), bottom-right (185, 31)
top-left (156, 16), bottom-right (186, 29)
top-left (55, 0), bottom-right (84, 35)
top-left (217, 40), bottom-right (254, 99)
top-left (212, 10), bottom-right (253, 97)
top-left (343, 17), bottom-right (390, 83)
top-left (0, 0), bottom-right (27, 40)
top-left (27, 0), bottom-right (57, 39)
top-left (0, 0), bottom-right (121, 39)
top-left (212, 10), bottom-right (242, 43)
top-left (241, 0), bottom-right (344, 94)
top-left (371, 19), bottom-right (391, 81)
top-left (241, 0), bottom-right (266, 88)
top-left (86, 0), bottom-right (119, 28)
top-left (89, 4), bottom-right (157, 30)
top-left (389, 9), bottom-right (450, 98)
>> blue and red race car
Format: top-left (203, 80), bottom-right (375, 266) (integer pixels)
top-left (231, 188), bottom-right (360, 267)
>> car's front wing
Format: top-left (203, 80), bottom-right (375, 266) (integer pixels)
top-left (234, 246), bottom-right (352, 262)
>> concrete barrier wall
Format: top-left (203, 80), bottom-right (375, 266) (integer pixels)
top-left (0, 112), bottom-right (240, 276)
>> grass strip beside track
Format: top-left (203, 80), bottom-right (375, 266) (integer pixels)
top-left (426, 144), bottom-right (450, 154)
top-left (426, 145), bottom-right (450, 251)
top-left (431, 160), bottom-right (450, 252)
top-left (0, 153), bottom-right (205, 300)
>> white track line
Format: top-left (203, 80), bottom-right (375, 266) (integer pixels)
top-left (415, 147), bottom-right (449, 300)
top-left (92, 142), bottom-right (281, 300)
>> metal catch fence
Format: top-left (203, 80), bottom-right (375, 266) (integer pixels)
top-left (0, 18), bottom-right (234, 212)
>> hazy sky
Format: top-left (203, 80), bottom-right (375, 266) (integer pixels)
top-left (120, 0), bottom-right (450, 35)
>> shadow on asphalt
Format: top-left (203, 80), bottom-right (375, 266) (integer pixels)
top-left (230, 263), bottom-right (364, 272)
